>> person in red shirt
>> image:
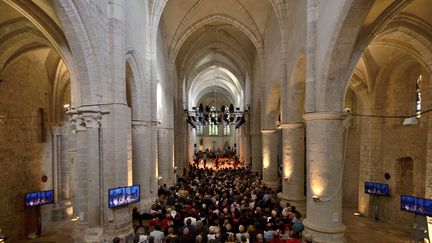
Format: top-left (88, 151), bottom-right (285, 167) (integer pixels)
top-left (286, 230), bottom-right (301, 243)
top-left (267, 230), bottom-right (285, 243)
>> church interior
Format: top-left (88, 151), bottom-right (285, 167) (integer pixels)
top-left (0, 0), bottom-right (432, 242)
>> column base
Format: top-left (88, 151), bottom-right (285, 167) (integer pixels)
top-left (278, 193), bottom-right (306, 213)
top-left (303, 219), bottom-right (346, 243)
top-left (84, 226), bottom-right (104, 243)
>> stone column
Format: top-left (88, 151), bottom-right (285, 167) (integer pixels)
top-left (279, 123), bottom-right (306, 204)
top-left (132, 120), bottom-right (157, 208)
top-left (158, 127), bottom-right (175, 186)
top-left (303, 112), bottom-right (346, 243)
top-left (70, 110), bottom-right (104, 242)
top-left (174, 120), bottom-right (187, 175)
top-left (187, 126), bottom-right (195, 164)
top-left (261, 129), bottom-right (279, 189)
top-left (60, 121), bottom-right (72, 202)
top-left (243, 122), bottom-right (251, 167)
top-left (251, 133), bottom-right (262, 174)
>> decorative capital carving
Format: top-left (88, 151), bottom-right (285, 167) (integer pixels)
top-left (68, 106), bottom-right (108, 133)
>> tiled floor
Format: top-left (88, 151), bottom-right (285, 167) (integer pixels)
top-left (13, 208), bottom-right (413, 242)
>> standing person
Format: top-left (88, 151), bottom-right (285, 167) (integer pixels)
top-left (149, 225), bottom-right (165, 243)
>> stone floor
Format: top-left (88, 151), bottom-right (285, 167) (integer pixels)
top-left (14, 220), bottom-right (74, 243)
top-left (343, 208), bottom-right (412, 243)
top-left (13, 208), bottom-right (413, 243)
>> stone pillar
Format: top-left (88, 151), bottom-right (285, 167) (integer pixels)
top-left (100, 104), bottom-right (133, 240)
top-left (236, 128), bottom-right (242, 159)
top-left (251, 133), bottom-right (262, 174)
top-left (279, 123), bottom-right (306, 204)
top-left (60, 121), bottom-right (72, 202)
top-left (187, 126), bottom-right (195, 164)
top-left (243, 122), bottom-right (251, 167)
top-left (132, 120), bottom-right (157, 208)
top-left (158, 127), bottom-right (175, 186)
top-left (174, 120), bottom-right (187, 175)
top-left (70, 110), bottom-right (104, 242)
top-left (261, 129), bottom-right (279, 189)
top-left (303, 112), bottom-right (346, 243)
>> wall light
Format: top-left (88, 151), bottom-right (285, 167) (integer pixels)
top-left (312, 195), bottom-right (321, 202)
top-left (64, 104), bottom-right (71, 112)
top-left (353, 212), bottom-right (361, 216)
top-left (71, 216), bottom-right (79, 222)
top-left (403, 116), bottom-right (418, 126)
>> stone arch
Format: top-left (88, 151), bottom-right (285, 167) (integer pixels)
top-left (170, 14), bottom-right (264, 64)
top-left (265, 82), bottom-right (281, 128)
top-left (313, 0), bottom-right (375, 111)
top-left (285, 53), bottom-right (306, 123)
top-left (180, 42), bottom-right (250, 80)
top-left (3, 0), bottom-right (92, 105)
top-left (125, 51), bottom-right (146, 120)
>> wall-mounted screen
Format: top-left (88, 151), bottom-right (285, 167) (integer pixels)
top-left (401, 195), bottom-right (432, 217)
top-left (364, 181), bottom-right (389, 196)
top-left (25, 190), bottom-right (54, 207)
top-left (108, 185), bottom-right (140, 208)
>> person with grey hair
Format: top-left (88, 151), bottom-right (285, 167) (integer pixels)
top-left (235, 225), bottom-right (250, 243)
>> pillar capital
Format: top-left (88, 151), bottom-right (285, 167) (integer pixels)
top-left (303, 111), bottom-right (346, 122)
top-left (280, 122), bottom-right (305, 129)
top-left (69, 107), bottom-right (108, 132)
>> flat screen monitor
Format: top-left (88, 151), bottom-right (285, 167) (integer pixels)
top-left (364, 181), bottom-right (389, 196)
top-left (401, 195), bottom-right (432, 217)
top-left (108, 185), bottom-right (140, 208)
top-left (25, 190), bottom-right (54, 207)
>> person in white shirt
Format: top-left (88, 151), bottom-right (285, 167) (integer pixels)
top-left (149, 225), bottom-right (165, 243)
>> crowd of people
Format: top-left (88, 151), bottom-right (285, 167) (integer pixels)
top-left (194, 147), bottom-right (236, 160)
top-left (128, 166), bottom-right (311, 243)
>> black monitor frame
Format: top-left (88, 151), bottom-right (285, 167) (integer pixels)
top-left (108, 185), bottom-right (140, 208)
top-left (25, 189), bottom-right (54, 208)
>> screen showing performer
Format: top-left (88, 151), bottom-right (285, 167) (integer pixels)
top-left (364, 181), bottom-right (389, 196)
top-left (108, 185), bottom-right (140, 208)
top-left (25, 190), bottom-right (54, 207)
top-left (401, 195), bottom-right (432, 217)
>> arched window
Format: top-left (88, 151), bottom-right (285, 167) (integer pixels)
top-left (416, 75), bottom-right (422, 118)
top-left (209, 123), bottom-right (218, 136)
top-left (224, 125), bottom-right (230, 135)
top-left (196, 126), bottom-right (203, 135)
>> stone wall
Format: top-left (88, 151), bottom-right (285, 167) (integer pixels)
top-left (0, 54), bottom-right (54, 239)
top-left (347, 60), bottom-right (430, 231)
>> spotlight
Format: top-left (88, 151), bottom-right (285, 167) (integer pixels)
top-left (312, 195), bottom-right (320, 202)
top-left (353, 212), bottom-right (361, 216)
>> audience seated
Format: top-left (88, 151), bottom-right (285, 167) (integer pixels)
top-left (129, 165), bottom-right (305, 243)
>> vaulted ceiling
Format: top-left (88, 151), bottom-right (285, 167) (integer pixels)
top-left (161, 0), bottom-right (278, 109)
